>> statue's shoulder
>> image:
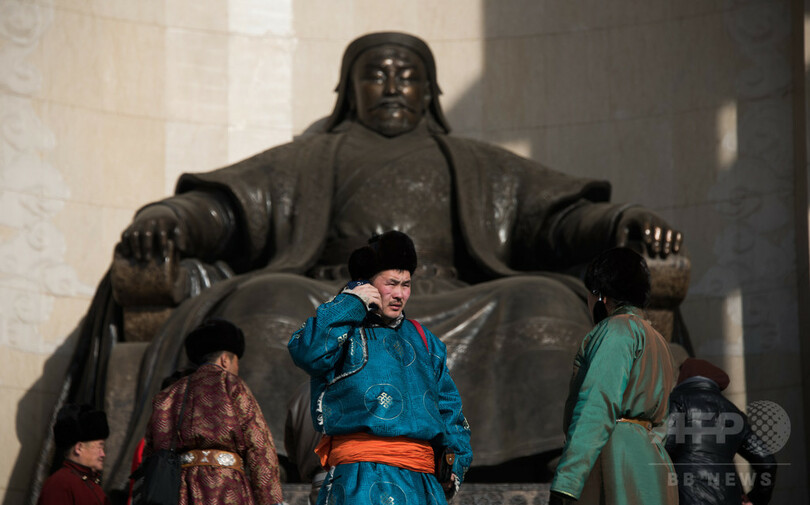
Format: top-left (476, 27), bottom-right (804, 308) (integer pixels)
top-left (252, 131), bottom-right (342, 161)
top-left (436, 133), bottom-right (554, 179)
top-left (437, 134), bottom-right (535, 163)
top-left (177, 132), bottom-right (343, 195)
top-left (210, 132), bottom-right (343, 173)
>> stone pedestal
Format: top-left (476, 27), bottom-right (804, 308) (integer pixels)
top-left (281, 483), bottom-right (552, 505)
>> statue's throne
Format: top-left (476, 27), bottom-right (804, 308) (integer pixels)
top-left (110, 246), bottom-right (691, 344)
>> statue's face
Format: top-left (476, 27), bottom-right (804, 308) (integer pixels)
top-left (350, 44), bottom-right (430, 137)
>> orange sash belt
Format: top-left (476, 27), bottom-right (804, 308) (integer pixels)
top-left (315, 433), bottom-right (435, 474)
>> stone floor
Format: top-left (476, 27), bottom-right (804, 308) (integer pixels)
top-left (282, 483), bottom-right (551, 505)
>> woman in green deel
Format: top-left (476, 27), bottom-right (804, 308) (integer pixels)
top-left (550, 247), bottom-right (678, 505)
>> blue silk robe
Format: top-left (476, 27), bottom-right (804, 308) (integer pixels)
top-left (288, 293), bottom-right (472, 505)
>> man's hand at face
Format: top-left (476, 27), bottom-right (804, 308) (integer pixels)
top-left (348, 283), bottom-right (382, 311)
top-left (615, 207), bottom-right (683, 259)
top-left (119, 205), bottom-right (189, 262)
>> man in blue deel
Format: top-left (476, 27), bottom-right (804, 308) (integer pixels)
top-left (288, 230), bottom-right (472, 505)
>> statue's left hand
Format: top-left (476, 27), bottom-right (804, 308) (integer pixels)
top-left (615, 207), bottom-right (683, 259)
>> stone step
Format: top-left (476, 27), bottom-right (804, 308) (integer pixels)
top-left (282, 482), bottom-right (551, 505)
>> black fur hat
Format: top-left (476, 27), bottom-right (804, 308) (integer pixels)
top-left (53, 404), bottom-right (109, 447)
top-left (584, 247), bottom-right (651, 308)
top-left (348, 231), bottom-right (417, 281)
top-left (184, 318), bottom-right (246, 365)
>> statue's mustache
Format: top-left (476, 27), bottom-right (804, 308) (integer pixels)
top-left (370, 98), bottom-right (414, 112)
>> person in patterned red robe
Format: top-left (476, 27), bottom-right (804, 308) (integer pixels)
top-left (144, 319), bottom-right (283, 505)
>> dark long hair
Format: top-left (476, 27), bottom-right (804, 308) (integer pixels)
top-left (584, 247), bottom-right (651, 309)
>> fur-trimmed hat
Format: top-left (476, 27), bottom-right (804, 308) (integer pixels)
top-left (184, 318), bottom-right (246, 365)
top-left (584, 247), bottom-right (651, 308)
top-left (53, 404), bottom-right (109, 448)
top-left (348, 231), bottom-right (417, 281)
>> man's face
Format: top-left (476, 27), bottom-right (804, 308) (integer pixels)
top-left (223, 352), bottom-right (240, 376)
top-left (350, 45), bottom-right (430, 137)
top-left (370, 269), bottom-right (412, 322)
top-left (75, 439), bottom-right (106, 473)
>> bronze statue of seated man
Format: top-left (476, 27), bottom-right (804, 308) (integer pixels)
top-left (45, 31), bottom-right (689, 494)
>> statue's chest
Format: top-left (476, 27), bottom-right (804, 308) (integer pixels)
top-left (332, 140), bottom-right (454, 251)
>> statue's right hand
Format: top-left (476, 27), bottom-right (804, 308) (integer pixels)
top-left (119, 205), bottom-right (188, 262)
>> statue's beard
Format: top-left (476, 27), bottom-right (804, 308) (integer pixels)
top-left (358, 104), bottom-right (424, 137)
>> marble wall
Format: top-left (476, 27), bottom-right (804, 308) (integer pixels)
top-left (0, 0), bottom-right (806, 502)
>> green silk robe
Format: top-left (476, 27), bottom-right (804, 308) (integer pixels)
top-left (551, 307), bottom-right (678, 505)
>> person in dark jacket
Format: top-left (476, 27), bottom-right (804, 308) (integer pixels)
top-left (665, 358), bottom-right (777, 505)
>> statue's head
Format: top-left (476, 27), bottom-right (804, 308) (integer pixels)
top-left (325, 32), bottom-right (450, 135)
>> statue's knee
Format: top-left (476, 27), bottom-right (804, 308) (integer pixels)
top-left (220, 273), bottom-right (332, 319)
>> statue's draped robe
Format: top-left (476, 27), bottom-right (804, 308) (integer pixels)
top-left (104, 122), bottom-right (622, 490)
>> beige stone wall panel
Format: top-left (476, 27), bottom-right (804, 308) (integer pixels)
top-left (483, 1), bottom-right (610, 36)
top-left (291, 38), bottom-right (346, 132)
top-left (166, 0), bottom-right (228, 32)
top-left (607, 21), bottom-right (677, 120)
top-left (37, 101), bottom-right (166, 208)
top-left (164, 121), bottom-right (228, 189)
top-left (37, 7), bottom-right (166, 118)
top-left (669, 13), bottom-right (748, 112)
top-left (292, 1), bottom-right (358, 40)
top-left (486, 127), bottom-right (546, 162)
top-left (165, 28), bottom-right (229, 124)
top-left (481, 37), bottom-right (547, 131)
top-left (227, 127), bottom-right (292, 170)
top-left (543, 31), bottom-right (611, 125)
top-left (51, 200), bottom-right (134, 287)
top-left (228, 0), bottom-right (292, 36)
top-left (428, 39), bottom-right (485, 136)
top-left (56, 0), bottom-right (166, 25)
top-left (542, 122), bottom-right (613, 180)
top-left (351, 0), bottom-right (420, 36)
top-left (228, 35), bottom-right (293, 131)
top-left (671, 108), bottom-right (732, 205)
top-left (407, 1), bottom-right (484, 40)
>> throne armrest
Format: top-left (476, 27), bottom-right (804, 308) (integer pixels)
top-left (110, 248), bottom-right (190, 342)
top-left (644, 249), bottom-right (691, 341)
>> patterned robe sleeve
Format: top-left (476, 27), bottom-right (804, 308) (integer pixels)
top-left (550, 318), bottom-right (640, 499)
top-left (287, 293), bottom-right (367, 378)
top-left (233, 380), bottom-right (284, 505)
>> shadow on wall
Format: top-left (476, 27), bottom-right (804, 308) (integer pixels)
top-left (3, 327), bottom-right (79, 505)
